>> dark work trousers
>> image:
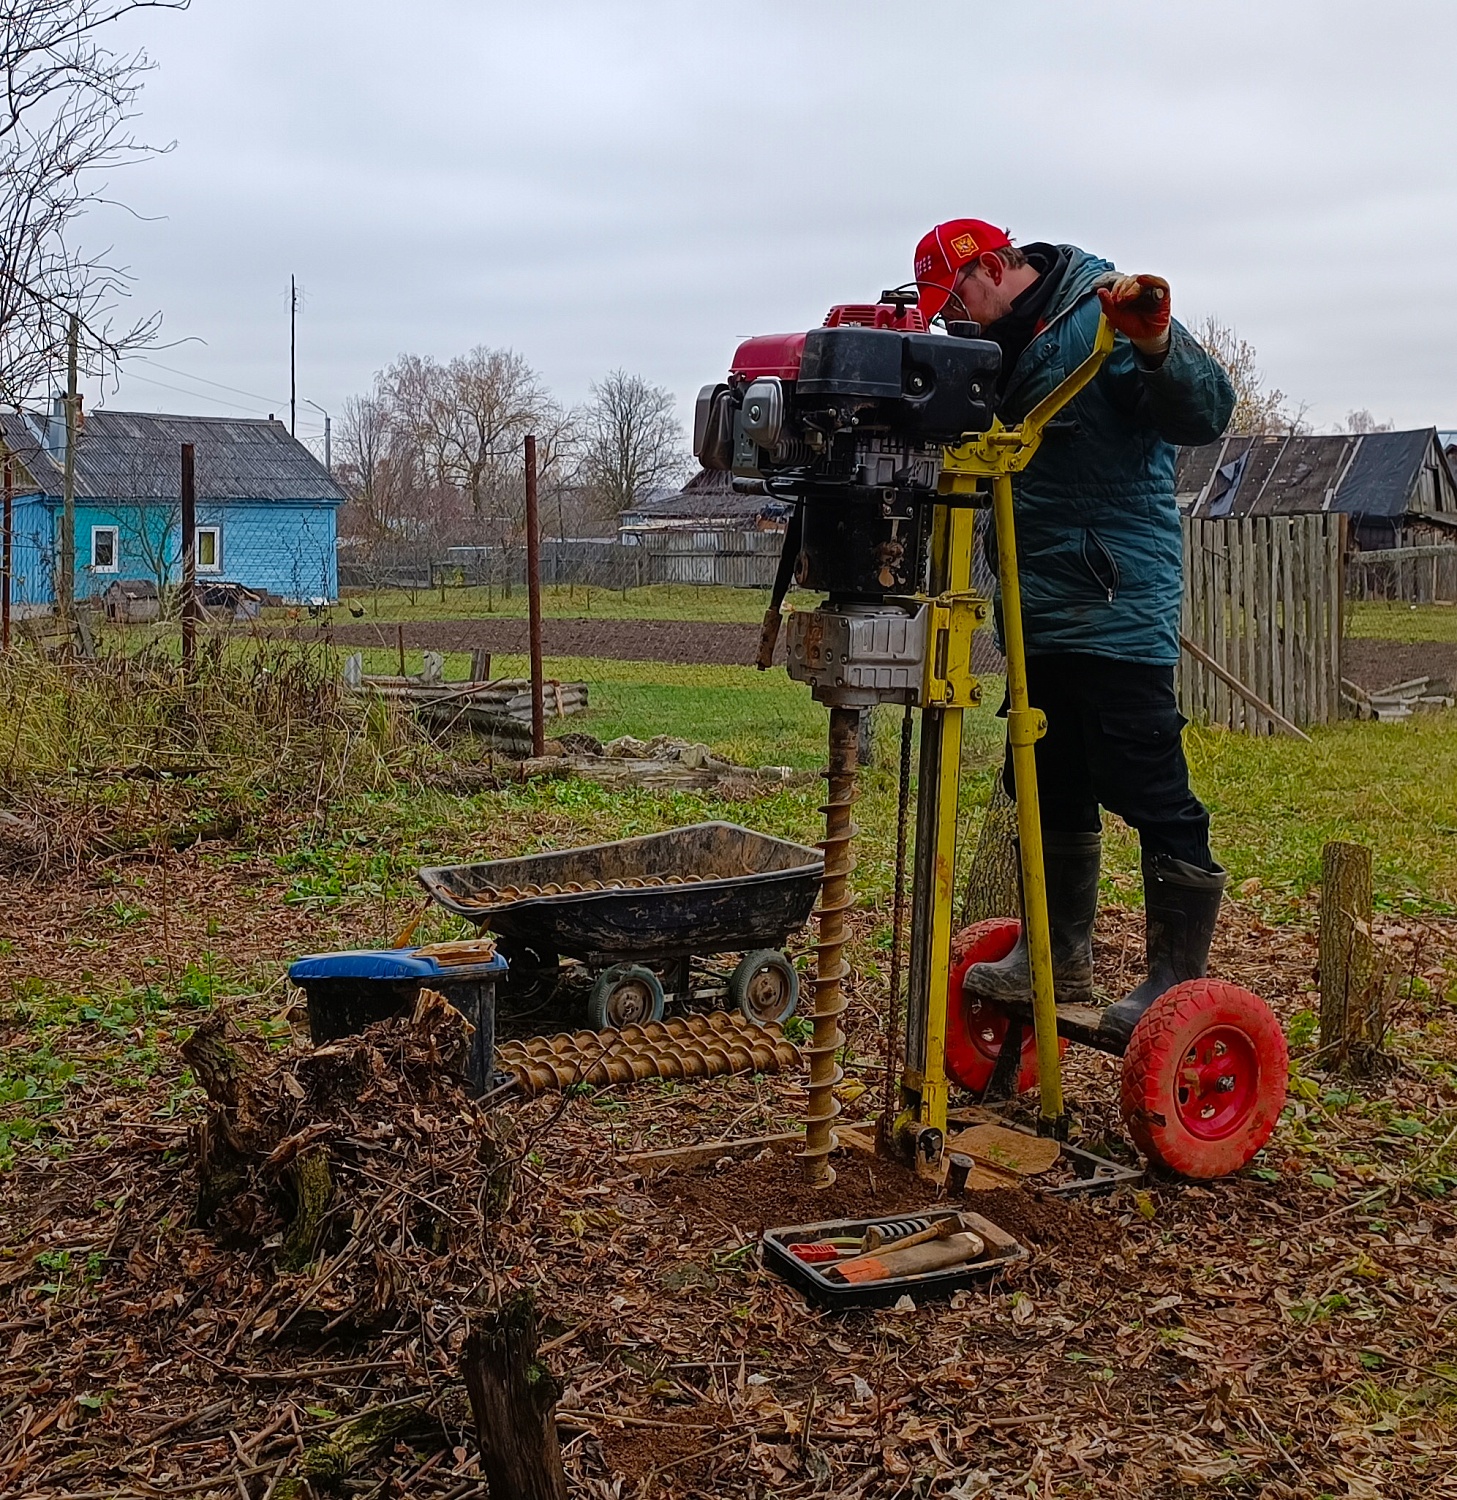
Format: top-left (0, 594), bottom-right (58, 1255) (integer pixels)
top-left (1001, 653), bottom-right (1214, 869)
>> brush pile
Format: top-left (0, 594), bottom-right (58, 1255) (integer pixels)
top-left (182, 990), bottom-right (510, 1338)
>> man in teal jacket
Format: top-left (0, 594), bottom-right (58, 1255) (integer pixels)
top-left (913, 219), bottom-right (1236, 1042)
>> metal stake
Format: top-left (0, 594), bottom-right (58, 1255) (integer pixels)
top-left (524, 434), bottom-right (545, 758)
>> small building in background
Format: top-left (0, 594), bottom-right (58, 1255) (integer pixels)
top-left (1177, 428), bottom-right (1457, 549)
top-left (101, 578), bottom-right (161, 625)
top-left (0, 403), bottom-right (346, 616)
top-left (618, 467), bottom-right (791, 538)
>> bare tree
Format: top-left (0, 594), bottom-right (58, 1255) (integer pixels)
top-left (1340, 409), bottom-right (1395, 435)
top-left (578, 370), bottom-right (689, 527)
top-left (1192, 316), bottom-right (1308, 436)
top-left (442, 346), bottom-right (545, 520)
top-left (0, 0), bottom-right (187, 405)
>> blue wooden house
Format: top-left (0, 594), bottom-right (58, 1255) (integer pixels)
top-left (0, 402), bottom-right (346, 613)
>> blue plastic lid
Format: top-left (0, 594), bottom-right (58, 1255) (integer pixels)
top-left (288, 946), bottom-right (507, 983)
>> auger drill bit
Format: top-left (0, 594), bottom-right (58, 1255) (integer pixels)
top-left (803, 706), bottom-right (858, 1187)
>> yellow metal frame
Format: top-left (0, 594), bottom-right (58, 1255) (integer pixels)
top-left (917, 314), bottom-right (1117, 1136)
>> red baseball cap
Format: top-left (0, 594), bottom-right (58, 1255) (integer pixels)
top-left (913, 219), bottom-right (1013, 321)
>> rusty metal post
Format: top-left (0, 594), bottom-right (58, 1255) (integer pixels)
top-left (524, 434), bottom-right (545, 758)
top-left (180, 442), bottom-right (197, 676)
top-left (2, 449), bottom-right (12, 653)
top-left (803, 706), bottom-right (858, 1186)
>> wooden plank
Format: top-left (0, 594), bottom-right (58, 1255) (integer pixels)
top-left (1281, 518), bottom-right (1296, 728)
top-left (617, 1131), bottom-right (802, 1173)
top-left (1303, 517), bottom-right (1318, 725)
top-left (1251, 518), bottom-right (1268, 734)
top-left (1230, 521), bottom-right (1246, 732)
top-left (1211, 522), bottom-right (1228, 728)
top-left (1180, 631), bottom-right (1312, 741)
top-left (1329, 516), bottom-right (1345, 723)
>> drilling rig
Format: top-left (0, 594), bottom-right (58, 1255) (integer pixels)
top-left (695, 292), bottom-right (1289, 1186)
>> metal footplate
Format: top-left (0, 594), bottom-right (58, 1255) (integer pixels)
top-left (980, 998), bottom-right (1126, 1107)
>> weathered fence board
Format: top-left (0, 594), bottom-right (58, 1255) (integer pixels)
top-left (1178, 514), bottom-right (1343, 732)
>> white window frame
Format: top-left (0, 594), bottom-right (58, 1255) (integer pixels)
top-left (195, 525), bottom-right (223, 574)
top-left (90, 524), bottom-right (119, 573)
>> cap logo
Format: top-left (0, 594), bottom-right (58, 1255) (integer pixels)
top-left (949, 232), bottom-right (979, 259)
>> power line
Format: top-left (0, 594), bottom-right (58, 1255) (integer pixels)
top-left (132, 356), bottom-right (286, 408)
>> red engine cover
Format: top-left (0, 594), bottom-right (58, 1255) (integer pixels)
top-left (729, 330), bottom-right (807, 382)
top-left (728, 303), bottom-right (927, 382)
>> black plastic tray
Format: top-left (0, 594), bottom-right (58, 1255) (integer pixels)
top-left (761, 1206), bottom-right (1027, 1310)
top-left (418, 821), bottom-right (823, 964)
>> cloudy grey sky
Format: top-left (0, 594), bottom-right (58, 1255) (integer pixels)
top-left (79, 0), bottom-right (1457, 451)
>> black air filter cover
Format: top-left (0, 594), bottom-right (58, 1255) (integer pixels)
top-left (796, 327), bottom-right (1001, 441)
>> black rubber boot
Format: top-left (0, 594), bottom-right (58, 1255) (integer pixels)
top-left (965, 830), bottom-right (1101, 1005)
top-left (1099, 855), bottom-right (1228, 1045)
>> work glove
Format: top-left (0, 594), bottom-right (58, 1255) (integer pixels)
top-left (1096, 274), bottom-right (1171, 354)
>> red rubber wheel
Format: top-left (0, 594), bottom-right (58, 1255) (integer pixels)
top-left (945, 919), bottom-right (1065, 1096)
top-left (1120, 979), bottom-right (1288, 1179)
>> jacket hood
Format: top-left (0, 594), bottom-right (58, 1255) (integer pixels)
top-left (1042, 246), bottom-right (1116, 328)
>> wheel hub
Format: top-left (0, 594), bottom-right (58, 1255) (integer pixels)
top-left (1174, 1025), bottom-right (1259, 1140)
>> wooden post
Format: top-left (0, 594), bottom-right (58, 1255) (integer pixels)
top-left (58, 314), bottom-right (78, 620)
top-left (180, 442), bottom-right (197, 677)
top-left (2, 445), bottom-right (12, 653)
top-left (462, 1292), bottom-right (568, 1500)
top-left (1319, 840), bottom-right (1378, 1069)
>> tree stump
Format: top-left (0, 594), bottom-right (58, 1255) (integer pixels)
top-left (961, 774), bottom-right (1020, 925)
top-left (1318, 840), bottom-right (1379, 1071)
top-left (462, 1292), bottom-right (568, 1500)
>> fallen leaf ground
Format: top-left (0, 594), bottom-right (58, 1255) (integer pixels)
top-left (4, 824), bottom-right (1457, 1499)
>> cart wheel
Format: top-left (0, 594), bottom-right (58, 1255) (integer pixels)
top-left (729, 950), bottom-right (799, 1026)
top-left (588, 964), bottom-right (665, 1030)
top-left (495, 940), bottom-right (559, 1009)
top-left (1120, 979), bottom-right (1288, 1179)
top-left (944, 920), bottom-right (1065, 1095)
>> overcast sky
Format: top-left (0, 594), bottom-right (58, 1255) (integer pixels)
top-left (74, 0), bottom-right (1457, 452)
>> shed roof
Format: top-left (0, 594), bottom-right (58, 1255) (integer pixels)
top-left (1177, 428), bottom-right (1456, 520)
top-left (623, 466), bottom-right (789, 525)
top-left (0, 409), bottom-right (347, 504)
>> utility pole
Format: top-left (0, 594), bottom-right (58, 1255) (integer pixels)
top-left (304, 399), bottom-right (331, 471)
top-left (181, 442), bottom-right (197, 677)
top-left (290, 275), bottom-right (298, 438)
top-left (59, 312), bottom-right (78, 621)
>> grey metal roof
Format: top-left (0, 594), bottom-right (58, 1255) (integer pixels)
top-left (623, 466), bottom-right (789, 524)
top-left (1177, 428), bottom-right (1456, 520)
top-left (0, 408), bottom-right (347, 504)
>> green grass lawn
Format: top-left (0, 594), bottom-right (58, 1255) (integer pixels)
top-left (343, 648), bottom-right (1457, 913)
top-left (1346, 600), bottom-right (1457, 641)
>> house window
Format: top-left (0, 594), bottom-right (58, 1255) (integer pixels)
top-left (196, 526), bottom-right (222, 573)
top-left (91, 525), bottom-right (119, 573)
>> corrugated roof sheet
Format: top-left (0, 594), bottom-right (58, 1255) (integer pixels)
top-left (625, 466), bottom-right (788, 523)
top-left (0, 409), bottom-right (347, 504)
top-left (1178, 428), bottom-right (1455, 520)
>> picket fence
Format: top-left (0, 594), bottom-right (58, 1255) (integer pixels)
top-left (1178, 514), bottom-right (1345, 732)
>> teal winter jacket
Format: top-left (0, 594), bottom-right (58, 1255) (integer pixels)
top-left (987, 247), bottom-right (1235, 665)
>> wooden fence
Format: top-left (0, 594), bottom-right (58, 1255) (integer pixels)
top-left (1179, 514), bottom-right (1344, 732)
top-left (1347, 543), bottom-right (1457, 604)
